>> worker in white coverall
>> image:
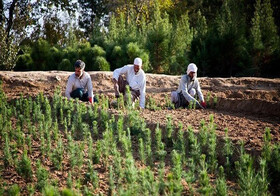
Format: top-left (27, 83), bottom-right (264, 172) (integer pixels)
top-left (112, 57), bottom-right (146, 109)
top-left (171, 63), bottom-right (206, 109)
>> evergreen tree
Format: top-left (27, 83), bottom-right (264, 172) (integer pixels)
top-left (146, 0), bottom-right (172, 73)
top-left (250, 0), bottom-right (263, 51)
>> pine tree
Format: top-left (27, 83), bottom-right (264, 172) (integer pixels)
top-left (250, 0), bottom-right (263, 51)
top-left (261, 0), bottom-right (279, 54)
top-left (146, 0), bottom-right (172, 73)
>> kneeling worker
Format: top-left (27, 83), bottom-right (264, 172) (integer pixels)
top-left (112, 57), bottom-right (146, 109)
top-left (171, 63), bottom-right (206, 109)
top-left (65, 60), bottom-right (95, 103)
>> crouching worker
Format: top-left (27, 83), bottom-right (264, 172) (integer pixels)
top-left (65, 60), bottom-right (95, 104)
top-left (171, 63), bottom-right (206, 109)
top-left (112, 57), bottom-right (146, 109)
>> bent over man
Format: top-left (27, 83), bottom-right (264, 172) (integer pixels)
top-left (112, 57), bottom-right (146, 109)
top-left (65, 60), bottom-right (95, 103)
top-left (171, 63), bottom-right (206, 109)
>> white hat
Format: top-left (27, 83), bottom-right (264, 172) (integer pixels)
top-left (134, 57), bottom-right (142, 67)
top-left (186, 63), bottom-right (198, 75)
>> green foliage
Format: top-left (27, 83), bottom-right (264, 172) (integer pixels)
top-left (36, 161), bottom-right (49, 191)
top-left (42, 185), bottom-right (60, 196)
top-left (198, 154), bottom-right (213, 195)
top-left (215, 166), bottom-right (228, 196)
top-left (16, 150), bottom-right (33, 181)
top-left (0, 26), bottom-right (18, 70)
top-left (31, 38), bottom-right (50, 70)
top-left (146, 2), bottom-right (172, 73)
top-left (7, 184), bottom-right (20, 196)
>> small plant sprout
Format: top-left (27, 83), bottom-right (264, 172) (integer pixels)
top-left (215, 166), bottom-right (228, 196)
top-left (139, 138), bottom-right (146, 164)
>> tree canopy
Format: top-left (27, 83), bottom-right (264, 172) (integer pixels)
top-left (0, 0), bottom-right (279, 77)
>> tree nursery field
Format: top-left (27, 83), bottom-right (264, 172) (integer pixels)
top-left (0, 71), bottom-right (279, 195)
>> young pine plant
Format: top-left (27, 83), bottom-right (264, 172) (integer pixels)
top-left (155, 123), bottom-right (167, 162)
top-left (198, 154), bottom-right (213, 195)
top-left (215, 166), bottom-right (228, 196)
top-left (16, 149), bottom-right (33, 181)
top-left (166, 115), bottom-right (174, 147)
top-left (139, 138), bottom-right (146, 164)
top-left (36, 160), bottom-right (49, 191)
top-left (223, 128), bottom-right (233, 176)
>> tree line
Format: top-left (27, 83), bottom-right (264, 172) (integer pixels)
top-left (0, 0), bottom-right (279, 77)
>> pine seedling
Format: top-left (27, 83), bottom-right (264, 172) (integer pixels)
top-left (51, 136), bottom-right (64, 170)
top-left (215, 166), bottom-right (228, 196)
top-left (188, 126), bottom-right (201, 165)
top-left (166, 115), bottom-right (174, 147)
top-left (206, 92), bottom-right (211, 106)
top-left (262, 127), bottom-right (272, 161)
top-left (30, 125), bottom-right (37, 140)
top-left (109, 165), bottom-right (115, 196)
top-left (184, 157), bottom-right (196, 194)
top-left (125, 85), bottom-right (133, 110)
top-left (40, 132), bottom-right (46, 158)
top-left (188, 100), bottom-right (195, 109)
top-left (199, 119), bottom-right (208, 152)
top-left (64, 117), bottom-right (68, 133)
top-left (46, 131), bottom-right (51, 158)
top-left (7, 184), bottom-right (20, 196)
top-left (27, 183), bottom-right (35, 196)
top-left (256, 158), bottom-right (269, 195)
top-left (76, 142), bottom-right (85, 171)
top-left (44, 98), bottom-right (52, 127)
top-left (112, 150), bottom-right (123, 185)
top-left (100, 108), bottom-right (109, 128)
top-left (144, 168), bottom-right (157, 195)
top-left (198, 154), bottom-right (213, 195)
top-left (155, 123), bottom-right (167, 161)
top-left (158, 162), bottom-right (166, 195)
top-left (146, 141), bottom-right (153, 166)
top-left (117, 116), bottom-right (124, 141)
top-left (85, 160), bottom-right (99, 189)
top-left (164, 94), bottom-right (175, 109)
top-left (223, 128), bottom-right (233, 176)
top-left (171, 150), bottom-right (182, 181)
top-left (92, 120), bottom-right (98, 138)
top-left (92, 140), bottom-right (101, 164)
top-left (139, 138), bottom-right (146, 164)
top-left (87, 134), bottom-right (93, 162)
top-left (213, 95), bottom-right (218, 108)
top-left (3, 133), bottom-right (13, 168)
top-left (23, 98), bottom-right (31, 120)
top-left (67, 172), bottom-right (73, 189)
top-left (26, 135), bottom-right (32, 154)
top-left (59, 106), bottom-right (64, 125)
top-left (174, 123), bottom-right (186, 164)
top-left (17, 149), bottom-right (33, 181)
top-left (124, 154), bottom-right (137, 184)
top-left (208, 127), bottom-right (217, 173)
top-left (42, 185), bottom-right (60, 196)
top-left (65, 110), bottom-right (70, 128)
top-left (52, 119), bottom-right (59, 141)
top-left (36, 160), bottom-right (49, 191)
top-left (235, 142), bottom-right (258, 195)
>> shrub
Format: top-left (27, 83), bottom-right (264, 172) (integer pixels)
top-left (95, 56), bottom-right (110, 71)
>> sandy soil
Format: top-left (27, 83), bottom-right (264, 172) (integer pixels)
top-left (0, 70), bottom-right (280, 151)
